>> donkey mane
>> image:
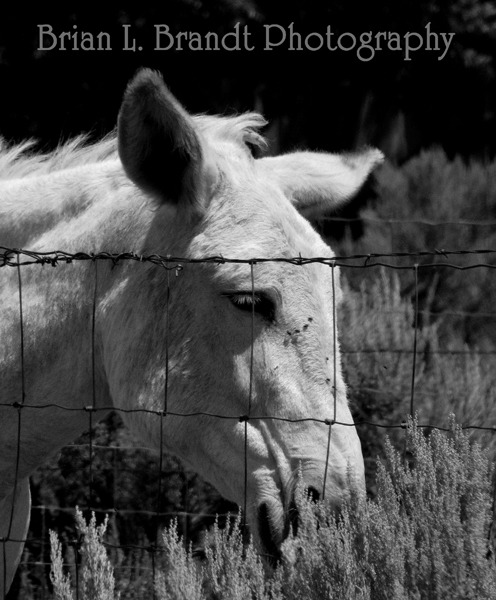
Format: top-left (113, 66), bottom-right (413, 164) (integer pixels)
top-left (0, 113), bottom-right (267, 181)
top-left (0, 135), bottom-right (118, 180)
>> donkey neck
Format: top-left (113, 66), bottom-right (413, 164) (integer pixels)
top-left (0, 161), bottom-right (148, 486)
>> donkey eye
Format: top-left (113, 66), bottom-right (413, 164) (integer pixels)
top-left (223, 292), bottom-right (276, 322)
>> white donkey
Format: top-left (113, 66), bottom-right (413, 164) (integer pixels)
top-left (0, 69), bottom-right (382, 596)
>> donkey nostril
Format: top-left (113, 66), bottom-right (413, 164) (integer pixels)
top-left (306, 486), bottom-right (320, 503)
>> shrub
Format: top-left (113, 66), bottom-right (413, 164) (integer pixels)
top-left (154, 520), bottom-right (203, 600)
top-left (48, 419), bottom-right (496, 600)
top-left (50, 509), bottom-right (117, 600)
top-left (272, 417), bottom-right (496, 600)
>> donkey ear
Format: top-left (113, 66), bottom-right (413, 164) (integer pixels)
top-left (260, 148), bottom-right (384, 219)
top-left (118, 69), bottom-right (209, 212)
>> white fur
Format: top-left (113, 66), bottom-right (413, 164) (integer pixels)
top-left (0, 69), bottom-right (382, 595)
top-left (260, 148), bottom-right (384, 219)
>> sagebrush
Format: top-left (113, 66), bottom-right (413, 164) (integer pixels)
top-left (49, 419), bottom-right (496, 600)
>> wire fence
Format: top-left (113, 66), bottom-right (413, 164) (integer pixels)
top-left (1, 242), bottom-right (496, 598)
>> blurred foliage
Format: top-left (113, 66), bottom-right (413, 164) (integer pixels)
top-left (332, 148), bottom-right (496, 348)
top-left (340, 269), bottom-right (496, 494)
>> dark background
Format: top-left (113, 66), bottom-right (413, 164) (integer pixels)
top-left (0, 1), bottom-right (495, 163)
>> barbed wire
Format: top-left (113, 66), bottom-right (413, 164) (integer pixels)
top-left (2, 245), bottom-right (496, 268)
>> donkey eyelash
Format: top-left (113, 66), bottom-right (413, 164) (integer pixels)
top-left (229, 293), bottom-right (260, 306)
top-left (222, 292), bottom-right (261, 307)
top-left (222, 292), bottom-right (276, 322)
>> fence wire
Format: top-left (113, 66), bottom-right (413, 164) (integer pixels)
top-left (1, 244), bottom-right (496, 598)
